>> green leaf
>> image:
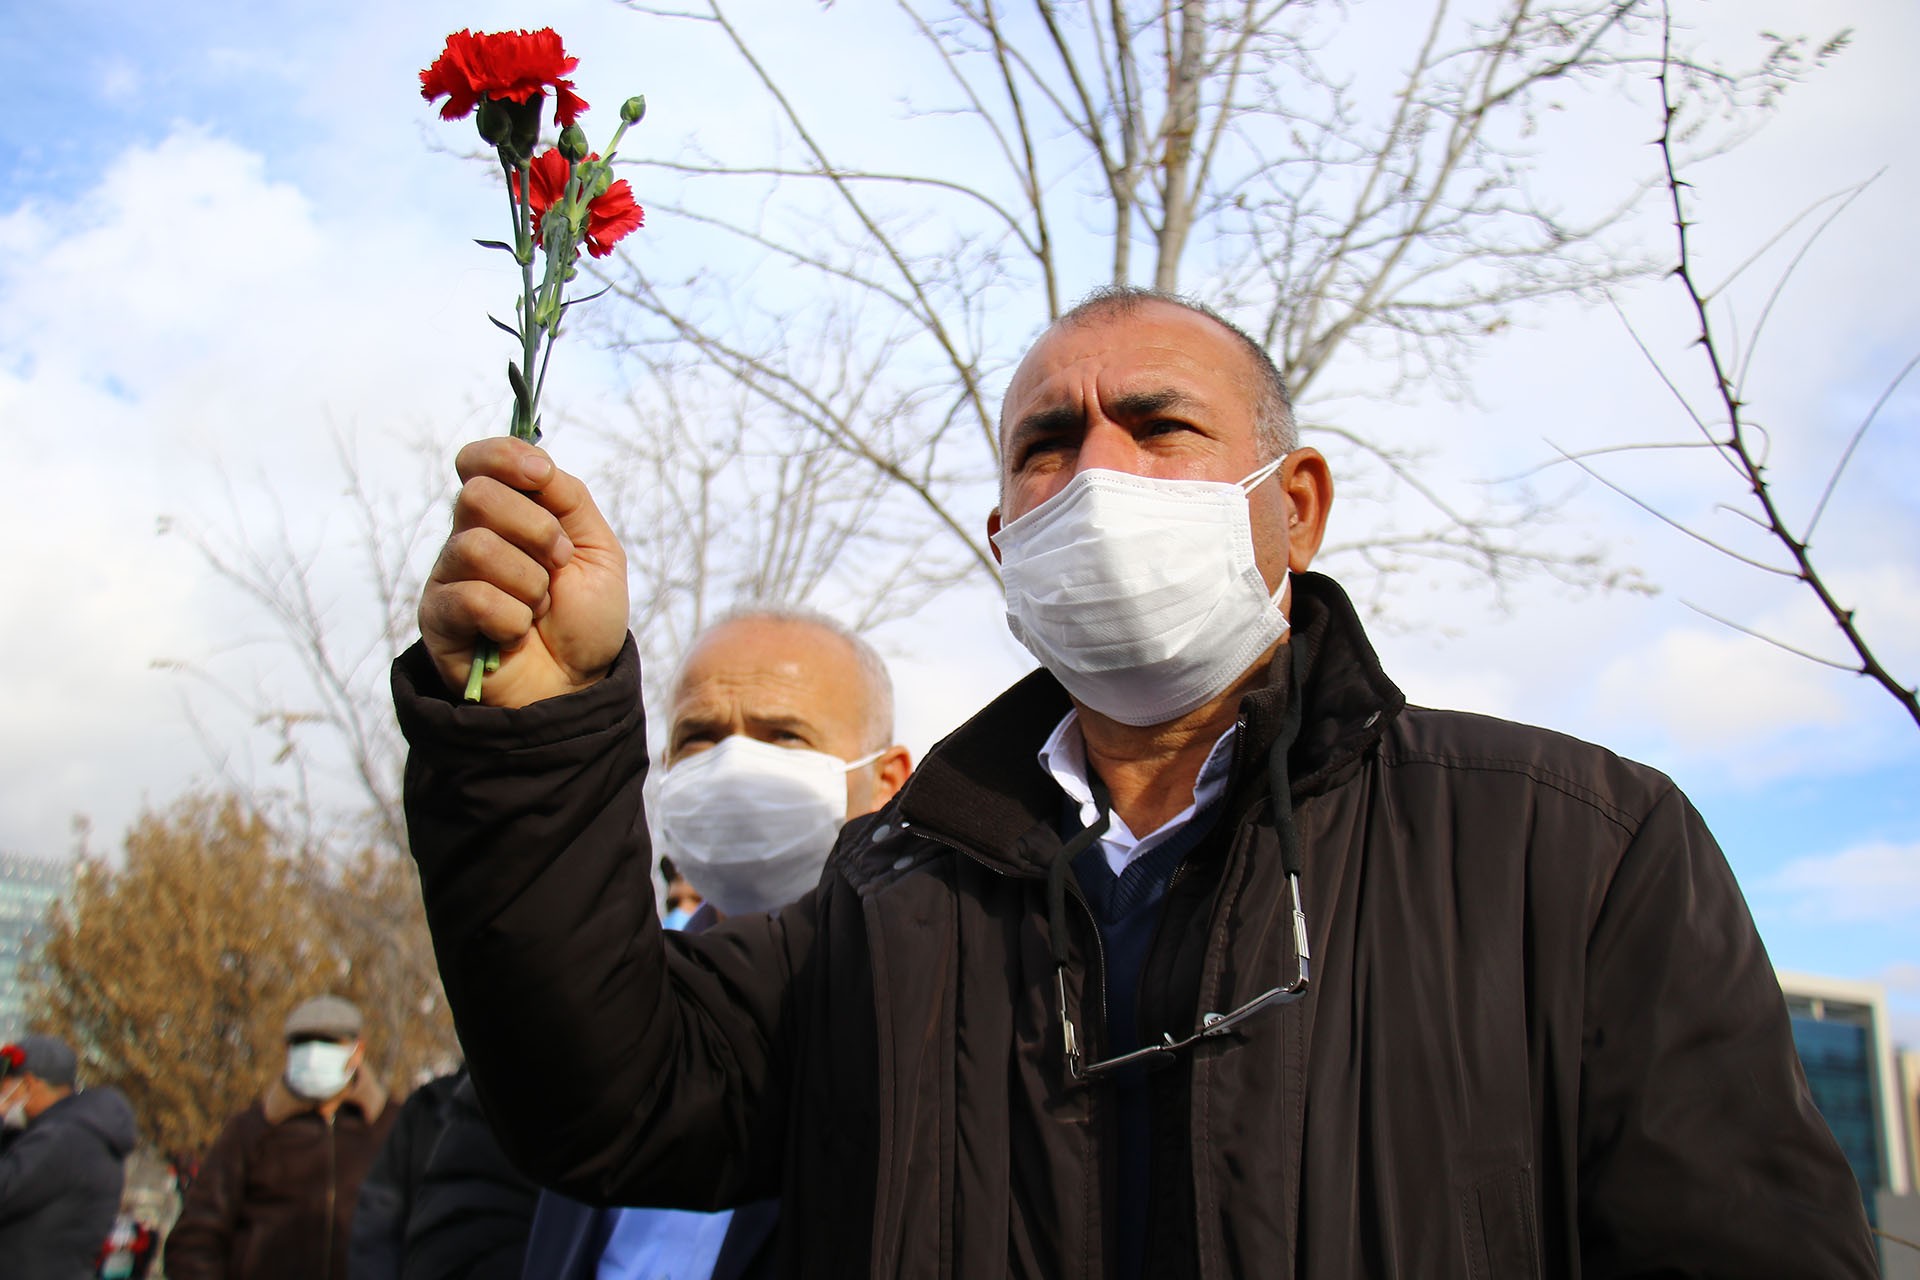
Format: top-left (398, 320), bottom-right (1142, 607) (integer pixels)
top-left (473, 239), bottom-right (516, 253)
top-left (508, 361), bottom-right (532, 412)
top-left (488, 315), bottom-right (521, 340)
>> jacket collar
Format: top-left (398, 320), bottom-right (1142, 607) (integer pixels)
top-left (895, 572), bottom-right (1404, 876)
top-left (262, 1066), bottom-right (389, 1126)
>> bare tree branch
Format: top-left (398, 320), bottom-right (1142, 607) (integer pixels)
top-left (1579, 16), bottom-right (1916, 730)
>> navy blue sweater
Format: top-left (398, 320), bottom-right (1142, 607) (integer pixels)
top-left (1069, 802), bottom-right (1221, 1280)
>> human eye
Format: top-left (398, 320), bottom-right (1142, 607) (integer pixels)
top-left (1014, 433), bottom-right (1072, 471)
top-left (671, 727), bottom-right (720, 755)
top-left (1142, 415), bottom-right (1197, 438)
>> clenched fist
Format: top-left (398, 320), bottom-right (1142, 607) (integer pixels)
top-left (419, 438), bottom-right (630, 707)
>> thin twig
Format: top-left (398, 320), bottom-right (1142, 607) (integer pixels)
top-left (1679, 601), bottom-right (1858, 674)
top-left (1804, 346), bottom-right (1920, 538)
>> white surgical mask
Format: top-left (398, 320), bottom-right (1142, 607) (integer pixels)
top-left (654, 735), bottom-right (880, 916)
top-left (993, 457), bottom-right (1290, 726)
top-left (285, 1041), bottom-right (355, 1101)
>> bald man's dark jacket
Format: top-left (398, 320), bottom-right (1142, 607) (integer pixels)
top-left (394, 572), bottom-right (1876, 1279)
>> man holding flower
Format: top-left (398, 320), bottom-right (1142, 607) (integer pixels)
top-left (396, 288), bottom-right (1876, 1278)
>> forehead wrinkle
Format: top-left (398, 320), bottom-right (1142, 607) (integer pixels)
top-left (673, 667), bottom-right (816, 723)
top-left (669, 626), bottom-right (871, 752)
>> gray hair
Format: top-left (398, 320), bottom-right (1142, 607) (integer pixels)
top-left (1050, 285), bottom-right (1298, 459)
top-left (686, 603), bottom-right (895, 750)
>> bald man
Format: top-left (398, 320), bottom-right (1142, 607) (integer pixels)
top-left (527, 607), bottom-right (910, 1279)
top-left (650, 608), bottom-right (912, 921)
top-left (397, 607), bottom-right (910, 1280)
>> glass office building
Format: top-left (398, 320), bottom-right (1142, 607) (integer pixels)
top-left (0, 852), bottom-right (68, 1041)
top-left (1779, 973), bottom-right (1912, 1237)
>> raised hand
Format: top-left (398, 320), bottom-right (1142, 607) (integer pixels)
top-left (419, 438), bottom-right (630, 707)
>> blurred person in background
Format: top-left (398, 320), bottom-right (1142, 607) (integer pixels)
top-left (402, 607), bottom-right (910, 1280)
top-left (347, 1065), bottom-right (467, 1280)
top-left (95, 1198), bottom-right (160, 1280)
top-left (658, 857), bottom-right (702, 931)
top-left (166, 995), bottom-right (395, 1280)
top-left (0, 1034), bottom-right (136, 1280)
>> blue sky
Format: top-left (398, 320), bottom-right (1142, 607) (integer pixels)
top-left (2, 0), bottom-right (1915, 1041)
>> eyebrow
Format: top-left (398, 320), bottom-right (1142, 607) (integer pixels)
top-left (1006, 387), bottom-right (1205, 454)
top-left (745, 712), bottom-right (816, 738)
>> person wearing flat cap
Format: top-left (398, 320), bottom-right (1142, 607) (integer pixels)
top-left (0, 1032), bottom-right (137, 1280)
top-left (164, 995), bottom-right (395, 1280)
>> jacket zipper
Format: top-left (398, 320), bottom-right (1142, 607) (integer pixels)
top-left (322, 1111), bottom-right (337, 1280)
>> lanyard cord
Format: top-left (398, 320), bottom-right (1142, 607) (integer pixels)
top-left (1045, 649), bottom-right (1311, 1073)
top-left (1046, 771), bottom-right (1112, 970)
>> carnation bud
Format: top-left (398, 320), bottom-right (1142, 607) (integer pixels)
top-left (620, 95), bottom-right (647, 124)
top-left (558, 125), bottom-right (590, 163)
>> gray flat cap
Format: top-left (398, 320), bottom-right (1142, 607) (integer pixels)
top-left (284, 995), bottom-right (363, 1041)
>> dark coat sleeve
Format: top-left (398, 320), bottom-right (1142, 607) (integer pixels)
top-left (401, 1079), bottom-right (536, 1280)
top-left (163, 1111), bottom-right (253, 1280)
top-left (1576, 783), bottom-right (1878, 1278)
top-left (394, 637), bottom-right (816, 1211)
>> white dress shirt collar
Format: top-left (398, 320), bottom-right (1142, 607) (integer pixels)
top-left (1036, 709), bottom-right (1237, 876)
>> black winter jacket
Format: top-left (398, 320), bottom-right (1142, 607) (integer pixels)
top-left (349, 1069), bottom-right (467, 1280)
top-left (401, 1074), bottom-right (538, 1279)
top-left (396, 572), bottom-right (1876, 1279)
top-left (0, 1086), bottom-right (136, 1280)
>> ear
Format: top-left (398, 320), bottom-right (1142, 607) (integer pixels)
top-left (986, 508), bottom-right (1004, 565)
top-left (870, 745), bottom-right (913, 808)
top-left (1280, 447), bottom-right (1333, 572)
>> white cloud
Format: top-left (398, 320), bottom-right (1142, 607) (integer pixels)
top-left (1593, 625), bottom-right (1850, 749)
top-left (1763, 840), bottom-right (1920, 923)
top-left (0, 124), bottom-right (608, 859)
top-left (96, 56), bottom-right (140, 103)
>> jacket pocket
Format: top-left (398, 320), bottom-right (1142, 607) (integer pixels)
top-left (1459, 1165), bottom-right (1542, 1280)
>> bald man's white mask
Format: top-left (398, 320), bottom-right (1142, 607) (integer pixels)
top-left (654, 736), bottom-right (882, 916)
top-left (993, 458), bottom-right (1290, 726)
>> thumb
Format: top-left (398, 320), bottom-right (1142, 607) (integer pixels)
top-left (484, 442), bottom-right (618, 558)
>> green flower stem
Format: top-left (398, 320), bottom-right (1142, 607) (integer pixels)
top-left (466, 153), bottom-right (547, 703)
top-left (517, 158), bottom-right (542, 438)
top-left (603, 119), bottom-right (633, 160)
top-left (531, 159), bottom-right (585, 412)
top-left (463, 653), bottom-right (487, 702)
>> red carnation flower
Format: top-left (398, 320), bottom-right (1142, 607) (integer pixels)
top-left (513, 149), bottom-right (645, 259)
top-left (420, 28), bottom-right (588, 128)
top-left (1, 1044), bottom-right (22, 1073)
